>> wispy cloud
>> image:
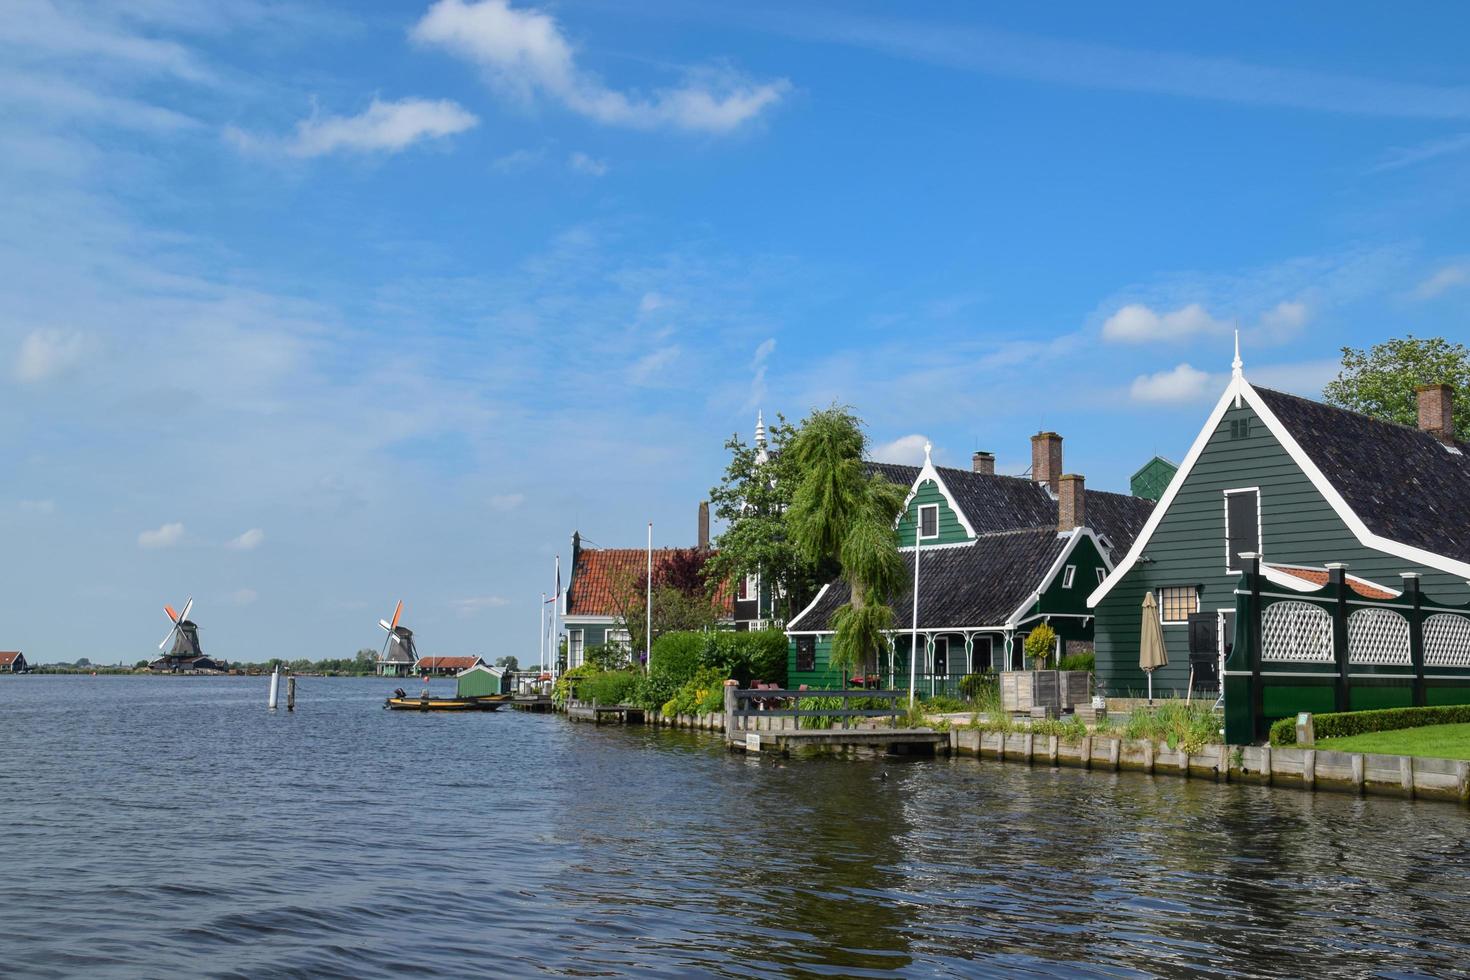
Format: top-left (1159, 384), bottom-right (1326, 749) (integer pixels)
top-left (746, 337), bottom-right (776, 412)
top-left (1369, 132), bottom-right (1470, 173)
top-left (568, 150), bottom-right (608, 176)
top-left (228, 97), bottom-right (479, 158)
top-left (488, 493), bottom-right (525, 511)
top-left (412, 0), bottom-right (789, 133)
top-left (226, 528), bottom-right (265, 551)
top-left (450, 594), bottom-right (512, 616)
top-left (628, 345), bottom-right (681, 384)
top-left (1412, 261), bottom-right (1470, 300)
top-left (491, 147), bottom-right (544, 173)
top-left (15, 328), bottom-right (92, 383)
top-left (1129, 363), bottom-right (1214, 404)
top-left (870, 433), bottom-right (930, 465)
top-left (767, 10), bottom-right (1470, 119)
top-left (138, 522), bottom-right (185, 549)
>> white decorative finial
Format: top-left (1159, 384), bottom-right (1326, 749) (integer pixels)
top-left (924, 440), bottom-right (933, 464)
top-left (754, 410), bottom-right (769, 465)
top-left (1232, 329), bottom-right (1243, 379)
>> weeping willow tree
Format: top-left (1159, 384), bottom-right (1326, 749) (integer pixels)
top-left (786, 406), bottom-right (907, 682)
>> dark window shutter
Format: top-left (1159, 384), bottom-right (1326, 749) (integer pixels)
top-left (796, 635), bottom-right (816, 673)
top-left (920, 506), bottom-right (938, 537)
top-left (1227, 490), bottom-right (1259, 566)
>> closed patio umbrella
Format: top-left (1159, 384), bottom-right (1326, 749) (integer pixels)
top-left (1139, 591), bottom-right (1168, 705)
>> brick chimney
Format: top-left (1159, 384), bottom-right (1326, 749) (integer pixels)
top-left (1058, 474), bottom-right (1085, 532)
top-left (971, 451), bottom-right (995, 475)
top-left (1416, 383), bottom-right (1456, 442)
top-left (697, 501), bottom-right (710, 551)
top-left (1031, 431), bottom-right (1063, 493)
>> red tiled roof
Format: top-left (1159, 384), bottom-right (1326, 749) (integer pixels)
top-left (0, 651), bottom-right (21, 665)
top-left (567, 548), bottom-right (733, 617)
top-left (415, 656), bottom-right (483, 670)
top-left (1268, 564), bottom-right (1399, 600)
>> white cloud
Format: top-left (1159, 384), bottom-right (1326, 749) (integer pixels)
top-left (1370, 132), bottom-right (1470, 173)
top-left (639, 291), bottom-right (669, 314)
top-left (138, 522), bottom-right (185, 549)
top-left (411, 0), bottom-right (788, 134)
top-left (491, 147), bottom-right (543, 172)
top-left (15, 328), bottom-right (91, 383)
top-left (488, 493), bottom-right (524, 511)
top-left (229, 97), bottom-right (479, 158)
top-left (226, 528), bottom-right (265, 551)
top-left (628, 345), bottom-right (680, 384)
top-left (1128, 363), bottom-right (1214, 404)
top-left (230, 588), bottom-right (259, 606)
top-left (450, 594), bottom-right (511, 616)
top-left (1102, 303), bottom-right (1229, 343)
top-left (745, 336), bottom-right (776, 412)
top-left (1412, 262), bottom-right (1470, 300)
top-left (1256, 300), bottom-right (1310, 339)
top-left (871, 434), bottom-right (931, 466)
top-left (567, 150), bottom-right (607, 176)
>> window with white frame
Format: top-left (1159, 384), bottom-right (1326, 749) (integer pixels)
top-left (1096, 567), bottom-right (1107, 585)
top-left (740, 574), bottom-right (758, 601)
top-left (569, 629), bottom-right (584, 667)
top-left (1062, 565), bottom-right (1076, 589)
top-left (1158, 586), bottom-right (1199, 624)
top-left (1224, 488), bottom-right (1261, 571)
top-left (919, 503), bottom-right (939, 539)
top-left (605, 628), bottom-right (630, 650)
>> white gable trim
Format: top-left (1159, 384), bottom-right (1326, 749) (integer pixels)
top-left (897, 461), bottom-right (978, 539)
top-left (1005, 527), bottom-right (1110, 628)
top-left (1088, 375), bottom-right (1470, 609)
top-left (785, 582), bottom-right (831, 632)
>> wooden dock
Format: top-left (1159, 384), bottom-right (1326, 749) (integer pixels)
top-left (509, 695), bottom-right (555, 713)
top-left (724, 685), bottom-right (947, 757)
top-left (567, 700), bottom-right (646, 724)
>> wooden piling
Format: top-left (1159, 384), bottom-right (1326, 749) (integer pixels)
top-left (286, 676), bottom-right (296, 711)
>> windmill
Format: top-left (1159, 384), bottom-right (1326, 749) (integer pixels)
top-left (377, 600), bottom-right (419, 677)
top-left (150, 596), bottom-right (222, 673)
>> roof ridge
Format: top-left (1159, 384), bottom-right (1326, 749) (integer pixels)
top-left (1254, 384), bottom-right (1470, 452)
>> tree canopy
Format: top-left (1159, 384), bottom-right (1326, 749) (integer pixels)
top-left (1322, 335), bottom-right (1470, 427)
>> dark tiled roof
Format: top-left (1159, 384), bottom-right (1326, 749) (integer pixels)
top-left (929, 465), bottom-right (1154, 557)
top-left (791, 529), bottom-right (1067, 631)
top-left (866, 461), bottom-right (920, 487)
top-left (1255, 386), bottom-right (1470, 566)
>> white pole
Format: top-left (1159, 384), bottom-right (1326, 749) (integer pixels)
top-left (268, 666), bottom-right (279, 710)
top-left (908, 520), bottom-right (921, 707)
top-left (652, 520), bottom-right (658, 675)
top-left (1147, 669), bottom-right (1154, 705)
top-left (552, 555), bottom-right (561, 680)
top-left (539, 593), bottom-right (546, 675)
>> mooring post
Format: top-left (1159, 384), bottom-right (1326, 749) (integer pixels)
top-left (1400, 755), bottom-right (1415, 798)
top-left (286, 676), bottom-right (296, 711)
top-left (268, 666), bottom-right (279, 710)
top-left (1352, 754), bottom-right (1365, 794)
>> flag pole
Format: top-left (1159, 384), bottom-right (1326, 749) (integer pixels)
top-left (552, 555), bottom-right (561, 679)
top-left (539, 592), bottom-right (546, 677)
top-left (908, 516), bottom-right (921, 708)
top-left (652, 520), bottom-right (658, 675)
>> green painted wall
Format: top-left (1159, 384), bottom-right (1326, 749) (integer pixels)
top-left (787, 634), bottom-right (848, 689)
top-left (1034, 534), bottom-right (1109, 620)
top-left (894, 480), bottom-right (970, 547)
top-left (1095, 400), bottom-right (1470, 699)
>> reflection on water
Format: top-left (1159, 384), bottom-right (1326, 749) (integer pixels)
top-left (2, 675), bottom-right (1467, 977)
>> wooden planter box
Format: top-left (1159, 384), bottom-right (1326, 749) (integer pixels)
top-left (1001, 670), bottom-right (1093, 712)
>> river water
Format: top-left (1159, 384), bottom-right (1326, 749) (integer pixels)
top-left (3, 675), bottom-right (1468, 978)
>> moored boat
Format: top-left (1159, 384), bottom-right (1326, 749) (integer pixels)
top-left (383, 689), bottom-right (504, 711)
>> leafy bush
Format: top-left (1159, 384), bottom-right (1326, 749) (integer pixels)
top-left (584, 643), bottom-right (628, 672)
top-left (1024, 623), bottom-right (1057, 669)
top-left (552, 664), bottom-right (598, 707)
top-left (1059, 650), bottom-right (1095, 672)
top-left (1123, 700), bottom-right (1222, 753)
top-left (650, 632), bottom-right (706, 688)
top-left (661, 666), bottom-right (729, 717)
top-left (921, 694), bottom-right (968, 714)
top-left (578, 670), bottom-right (641, 706)
top-left (628, 672), bottom-right (679, 713)
top-left (1268, 704), bottom-right (1470, 746)
top-left (1029, 714), bottom-right (1090, 743)
top-left (700, 629), bottom-right (788, 688)
top-left (959, 672), bottom-right (997, 702)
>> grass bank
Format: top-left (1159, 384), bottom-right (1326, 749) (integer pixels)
top-left (1316, 723), bottom-right (1470, 761)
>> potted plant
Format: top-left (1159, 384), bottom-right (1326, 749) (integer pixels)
top-left (1024, 623), bottom-right (1057, 671)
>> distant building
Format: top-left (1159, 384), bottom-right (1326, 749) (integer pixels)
top-left (1129, 456), bottom-right (1178, 502)
top-left (147, 655), bottom-right (227, 674)
top-left (0, 651), bottom-right (27, 673)
top-left (415, 655), bottom-right (486, 677)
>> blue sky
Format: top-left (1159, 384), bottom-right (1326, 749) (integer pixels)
top-left (3, 1), bottom-right (1469, 664)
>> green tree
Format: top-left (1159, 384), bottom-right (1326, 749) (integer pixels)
top-left (494, 655), bottom-right (520, 673)
top-left (1024, 623), bottom-right (1058, 670)
top-left (786, 406), bottom-right (906, 680)
top-left (354, 648), bottom-right (378, 674)
top-left (704, 413), bottom-right (819, 625)
top-left (1322, 335), bottom-right (1470, 427)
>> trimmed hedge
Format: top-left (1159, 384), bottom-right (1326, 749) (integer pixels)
top-left (1269, 704), bottom-right (1470, 746)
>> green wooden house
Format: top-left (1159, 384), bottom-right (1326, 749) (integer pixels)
top-left (1088, 355), bottom-right (1470, 715)
top-left (786, 438), bottom-right (1155, 693)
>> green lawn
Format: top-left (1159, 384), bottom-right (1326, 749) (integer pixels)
top-left (1316, 723), bottom-right (1470, 760)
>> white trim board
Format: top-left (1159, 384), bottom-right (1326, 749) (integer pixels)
top-left (785, 582), bottom-right (831, 631)
top-left (897, 465), bottom-right (978, 539)
top-left (1003, 526), bottom-right (1113, 628)
top-left (1088, 375), bottom-right (1470, 610)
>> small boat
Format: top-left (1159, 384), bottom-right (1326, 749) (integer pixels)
top-left (383, 689), bottom-right (504, 712)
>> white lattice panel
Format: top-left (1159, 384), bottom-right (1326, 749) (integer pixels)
top-left (1347, 608), bottom-right (1411, 665)
top-left (1424, 613), bottom-right (1470, 668)
top-left (1262, 601), bottom-right (1334, 663)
